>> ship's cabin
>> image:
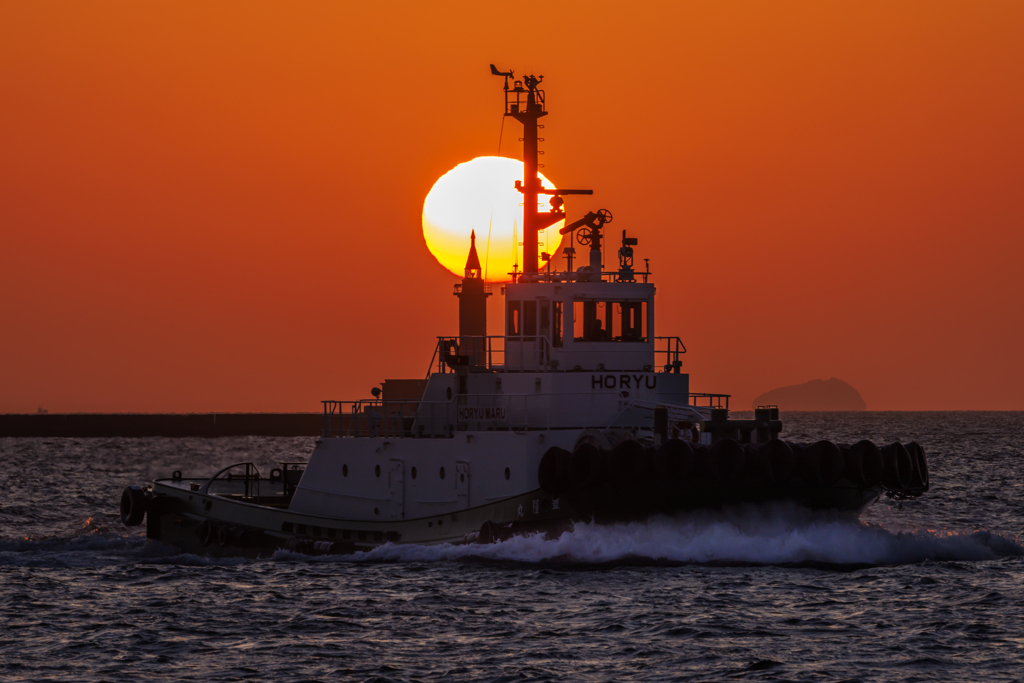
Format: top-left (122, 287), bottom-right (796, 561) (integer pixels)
top-left (503, 279), bottom-right (655, 372)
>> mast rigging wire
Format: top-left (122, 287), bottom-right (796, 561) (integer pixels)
top-left (484, 210), bottom-right (493, 281)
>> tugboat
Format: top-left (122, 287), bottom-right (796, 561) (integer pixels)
top-left (119, 67), bottom-right (930, 556)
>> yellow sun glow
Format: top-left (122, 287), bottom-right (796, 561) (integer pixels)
top-left (422, 156), bottom-right (564, 281)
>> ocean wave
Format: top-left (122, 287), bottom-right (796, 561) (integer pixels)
top-left (135, 551), bottom-right (251, 567)
top-left (0, 531), bottom-right (146, 555)
top-left (342, 505), bottom-right (1024, 567)
top-left (0, 532), bottom-right (255, 568)
top-left (0, 531), bottom-right (148, 568)
top-left (4, 506), bottom-right (1020, 569)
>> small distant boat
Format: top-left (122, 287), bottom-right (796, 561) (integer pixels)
top-left (119, 66), bottom-right (929, 556)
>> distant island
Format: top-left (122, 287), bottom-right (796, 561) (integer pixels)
top-left (752, 378), bottom-right (867, 411)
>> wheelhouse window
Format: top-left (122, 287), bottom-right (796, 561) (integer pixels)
top-left (523, 301), bottom-right (537, 337)
top-left (553, 301), bottom-right (563, 348)
top-left (510, 299), bottom-right (565, 346)
top-left (508, 301), bottom-right (521, 336)
top-left (573, 300), bottom-right (647, 342)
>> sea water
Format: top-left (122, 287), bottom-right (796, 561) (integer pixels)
top-left (1, 412), bottom-right (1022, 681)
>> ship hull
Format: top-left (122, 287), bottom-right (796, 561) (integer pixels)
top-left (567, 478), bottom-right (882, 523)
top-left (141, 475), bottom-right (881, 557)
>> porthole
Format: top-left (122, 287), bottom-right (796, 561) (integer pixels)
top-left (375, 464), bottom-right (381, 478)
top-left (343, 464), bottom-right (348, 477)
top-left (439, 466), bottom-right (446, 480)
top-left (411, 467), bottom-right (417, 479)
top-left (374, 507), bottom-right (379, 515)
top-left (438, 518), bottom-right (443, 526)
top-left (446, 387), bottom-right (453, 400)
top-left (504, 467), bottom-right (511, 480)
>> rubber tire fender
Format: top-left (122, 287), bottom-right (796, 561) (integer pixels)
top-left (198, 519), bottom-right (216, 546)
top-left (808, 441), bottom-right (844, 487)
top-left (906, 442), bottom-right (930, 490)
top-left (758, 439), bottom-right (795, 485)
top-left (881, 442), bottom-right (914, 491)
top-left (846, 440), bottom-right (883, 487)
top-left (119, 486), bottom-right (147, 527)
top-left (538, 447), bottom-right (572, 496)
top-left (570, 443), bottom-right (604, 490)
top-left (709, 438), bottom-right (744, 485)
top-left (654, 439), bottom-right (695, 480)
top-left (607, 439), bottom-right (647, 482)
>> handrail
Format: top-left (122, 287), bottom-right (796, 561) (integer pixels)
top-left (424, 335), bottom-right (691, 376)
top-left (322, 398), bottom-right (456, 439)
top-left (513, 269), bottom-right (653, 284)
top-left (688, 392), bottom-right (730, 410)
top-left (434, 335), bottom-right (558, 373)
top-left (654, 336), bottom-right (686, 373)
top-left (606, 398), bottom-right (708, 430)
top-left (200, 461), bottom-right (261, 498)
top-left (321, 391), bottom-right (731, 438)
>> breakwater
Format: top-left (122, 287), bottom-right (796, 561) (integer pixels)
top-left (0, 413), bottom-right (323, 438)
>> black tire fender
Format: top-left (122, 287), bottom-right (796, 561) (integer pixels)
top-left (758, 439), bottom-right (795, 485)
top-left (538, 447), bottom-right (572, 496)
top-left (198, 519), bottom-right (216, 546)
top-left (709, 438), bottom-right (744, 485)
top-left (654, 439), bottom-right (695, 480)
top-left (119, 486), bottom-right (148, 527)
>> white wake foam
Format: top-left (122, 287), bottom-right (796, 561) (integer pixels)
top-left (341, 505), bottom-right (1023, 566)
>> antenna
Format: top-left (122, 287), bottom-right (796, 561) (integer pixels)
top-left (494, 64), bottom-right (558, 276)
top-left (618, 229), bottom-right (638, 282)
top-left (492, 66), bottom-right (601, 276)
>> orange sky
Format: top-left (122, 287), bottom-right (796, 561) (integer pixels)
top-left (2, 1), bottom-right (1022, 412)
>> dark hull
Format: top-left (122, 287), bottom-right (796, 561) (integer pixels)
top-left (140, 478), bottom-right (880, 557)
top-left (564, 476), bottom-right (882, 523)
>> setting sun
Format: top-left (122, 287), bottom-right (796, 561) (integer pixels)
top-left (422, 156), bottom-right (564, 281)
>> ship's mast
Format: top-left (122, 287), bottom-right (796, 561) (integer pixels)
top-left (491, 65), bottom-right (578, 276)
top-left (513, 73), bottom-right (545, 274)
